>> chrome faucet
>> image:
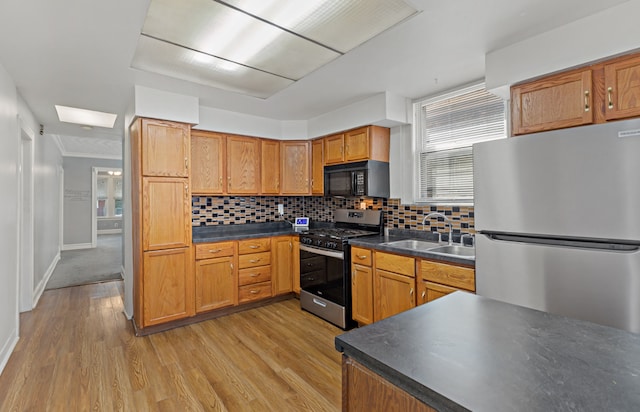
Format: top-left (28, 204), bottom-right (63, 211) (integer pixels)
top-left (422, 212), bottom-right (452, 245)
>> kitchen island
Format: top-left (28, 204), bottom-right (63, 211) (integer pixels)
top-left (335, 292), bottom-right (640, 411)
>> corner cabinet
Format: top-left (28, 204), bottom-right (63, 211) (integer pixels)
top-left (131, 118), bottom-right (194, 331)
top-left (281, 141), bottom-right (310, 195)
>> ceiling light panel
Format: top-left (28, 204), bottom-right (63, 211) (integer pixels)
top-left (141, 0), bottom-right (340, 80)
top-left (131, 35), bottom-right (293, 98)
top-left (55, 105), bottom-right (117, 128)
top-left (222, 0), bottom-right (418, 53)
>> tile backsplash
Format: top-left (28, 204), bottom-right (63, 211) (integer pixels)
top-left (192, 196), bottom-right (474, 236)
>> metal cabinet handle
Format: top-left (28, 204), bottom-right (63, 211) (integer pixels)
top-left (249, 259), bottom-right (261, 263)
top-left (356, 255), bottom-right (367, 260)
top-left (230, 263), bottom-right (234, 270)
top-left (209, 249), bottom-right (221, 253)
top-left (608, 87), bottom-right (614, 109)
top-left (250, 273), bottom-right (259, 277)
top-left (250, 290), bottom-right (259, 294)
top-left (584, 90), bottom-right (590, 112)
top-left (184, 158), bottom-right (188, 170)
top-left (249, 245), bottom-right (260, 249)
top-left (421, 291), bottom-right (426, 300)
top-left (410, 288), bottom-right (414, 297)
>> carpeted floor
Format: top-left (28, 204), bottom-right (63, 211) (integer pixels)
top-left (46, 234), bottom-right (123, 290)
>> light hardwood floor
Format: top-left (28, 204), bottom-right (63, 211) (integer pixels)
top-left (0, 281), bottom-right (343, 411)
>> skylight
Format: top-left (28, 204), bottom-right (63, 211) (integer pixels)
top-left (54, 105), bottom-right (118, 128)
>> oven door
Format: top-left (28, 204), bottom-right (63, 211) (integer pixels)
top-left (299, 245), bottom-right (346, 305)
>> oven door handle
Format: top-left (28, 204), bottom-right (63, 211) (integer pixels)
top-left (300, 244), bottom-right (344, 260)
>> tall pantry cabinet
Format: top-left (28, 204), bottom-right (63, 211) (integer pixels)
top-left (130, 118), bottom-right (194, 332)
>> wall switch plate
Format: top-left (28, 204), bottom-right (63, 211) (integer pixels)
top-left (277, 204), bottom-right (284, 215)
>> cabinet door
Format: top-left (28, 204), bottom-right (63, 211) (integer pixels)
top-left (345, 127), bottom-right (370, 161)
top-left (352, 263), bottom-right (373, 325)
top-left (195, 256), bottom-right (236, 313)
top-left (419, 260), bottom-right (475, 292)
top-left (511, 69), bottom-right (593, 135)
top-left (324, 133), bottom-right (345, 164)
top-left (141, 118), bottom-right (190, 177)
top-left (227, 135), bottom-right (260, 194)
top-left (311, 139), bottom-right (324, 195)
top-left (291, 237), bottom-right (300, 294)
top-left (281, 141), bottom-right (310, 195)
top-left (143, 247), bottom-right (193, 327)
top-left (376, 269), bottom-right (415, 321)
top-left (142, 177), bottom-right (191, 251)
top-left (273, 237), bottom-right (294, 295)
top-left (191, 131), bottom-right (225, 194)
top-left (417, 280), bottom-right (458, 305)
top-left (604, 54), bottom-right (640, 121)
top-left (261, 139), bottom-right (280, 194)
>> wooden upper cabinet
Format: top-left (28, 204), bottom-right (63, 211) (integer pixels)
top-left (261, 139), bottom-right (280, 194)
top-left (281, 141), bottom-right (310, 195)
top-left (142, 177), bottom-right (191, 251)
top-left (511, 69), bottom-right (594, 136)
top-left (324, 133), bottom-right (345, 164)
top-left (191, 131), bottom-right (225, 195)
top-left (603, 53), bottom-right (640, 121)
top-left (226, 135), bottom-right (260, 194)
top-left (311, 139), bottom-right (324, 195)
top-left (141, 118), bottom-right (190, 177)
top-left (344, 127), bottom-right (370, 161)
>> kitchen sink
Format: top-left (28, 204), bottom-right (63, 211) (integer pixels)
top-left (381, 239), bottom-right (438, 250)
top-left (381, 240), bottom-right (475, 259)
top-left (427, 245), bottom-right (475, 258)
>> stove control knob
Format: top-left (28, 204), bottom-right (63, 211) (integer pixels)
top-left (326, 241), bottom-right (337, 249)
top-left (316, 239), bottom-right (323, 247)
top-left (302, 238), bottom-right (312, 245)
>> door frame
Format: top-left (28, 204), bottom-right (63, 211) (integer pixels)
top-left (18, 118), bottom-right (35, 312)
top-left (92, 166), bottom-right (123, 247)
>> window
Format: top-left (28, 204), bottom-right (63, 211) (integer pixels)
top-left (414, 82), bottom-right (506, 204)
top-left (96, 171), bottom-right (123, 217)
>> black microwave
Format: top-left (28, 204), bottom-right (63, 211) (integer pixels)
top-left (324, 160), bottom-right (389, 198)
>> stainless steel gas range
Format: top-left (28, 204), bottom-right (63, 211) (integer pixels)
top-left (299, 209), bottom-right (382, 329)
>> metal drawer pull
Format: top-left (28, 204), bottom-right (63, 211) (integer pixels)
top-left (584, 90), bottom-right (589, 112)
top-left (250, 290), bottom-right (259, 294)
top-left (357, 255), bottom-right (367, 259)
top-left (209, 249), bottom-right (221, 253)
top-left (421, 291), bottom-right (426, 300)
top-left (249, 245), bottom-right (260, 249)
top-left (249, 259), bottom-right (261, 263)
top-left (250, 273), bottom-right (259, 277)
top-left (312, 298), bottom-right (327, 308)
top-left (608, 87), bottom-right (614, 109)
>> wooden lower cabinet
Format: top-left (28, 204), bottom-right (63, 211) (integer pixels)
top-left (273, 236), bottom-right (295, 295)
top-left (376, 269), bottom-right (415, 321)
top-left (142, 247), bottom-right (194, 327)
top-left (417, 280), bottom-right (458, 304)
top-left (342, 356), bottom-right (436, 412)
top-left (195, 256), bottom-right (236, 313)
top-left (352, 263), bottom-right (374, 325)
top-left (416, 259), bottom-right (475, 305)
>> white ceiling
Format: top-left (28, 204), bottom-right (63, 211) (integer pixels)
top-left (0, 0), bottom-right (628, 158)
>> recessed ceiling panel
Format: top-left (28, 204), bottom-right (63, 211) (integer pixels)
top-left (131, 35), bottom-right (294, 98)
top-left (222, 0), bottom-right (418, 53)
top-left (141, 0), bottom-right (340, 80)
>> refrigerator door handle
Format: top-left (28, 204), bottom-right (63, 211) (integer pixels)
top-left (484, 232), bottom-right (640, 252)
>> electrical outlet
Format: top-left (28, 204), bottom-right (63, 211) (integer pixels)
top-left (277, 204), bottom-right (284, 215)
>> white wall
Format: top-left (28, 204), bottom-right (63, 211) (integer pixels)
top-left (485, 1), bottom-right (640, 98)
top-left (62, 157), bottom-right (122, 247)
top-left (0, 62), bottom-right (20, 374)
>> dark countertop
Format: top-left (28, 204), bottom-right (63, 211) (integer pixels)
top-left (349, 230), bottom-right (475, 266)
top-left (335, 292), bottom-right (640, 412)
top-left (192, 221), bottom-right (300, 243)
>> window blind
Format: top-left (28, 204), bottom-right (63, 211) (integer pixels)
top-left (415, 83), bottom-right (506, 203)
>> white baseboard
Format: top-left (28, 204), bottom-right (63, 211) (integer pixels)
top-left (32, 252), bottom-right (60, 309)
top-left (0, 328), bottom-right (19, 375)
top-left (62, 242), bottom-right (93, 251)
top-left (97, 229), bottom-right (123, 235)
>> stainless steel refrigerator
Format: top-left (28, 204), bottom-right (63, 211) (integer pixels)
top-left (473, 118), bottom-right (640, 333)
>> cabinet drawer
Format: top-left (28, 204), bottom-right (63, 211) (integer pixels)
top-left (420, 260), bottom-right (475, 291)
top-left (238, 281), bottom-right (272, 303)
top-left (375, 252), bottom-right (415, 277)
top-left (351, 247), bottom-right (372, 266)
top-left (238, 238), bottom-right (271, 254)
top-left (238, 266), bottom-right (272, 286)
top-left (238, 251), bottom-right (271, 269)
top-left (195, 242), bottom-right (235, 260)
